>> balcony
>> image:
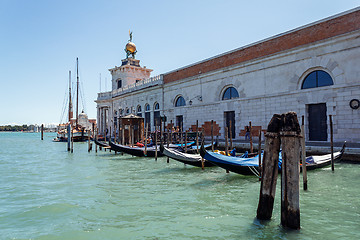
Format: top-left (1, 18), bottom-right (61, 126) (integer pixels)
top-left (112, 75), bottom-right (163, 97)
top-left (97, 91), bottom-right (112, 101)
top-left (96, 75), bottom-right (163, 101)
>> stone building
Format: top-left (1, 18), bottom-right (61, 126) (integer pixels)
top-left (96, 8), bottom-right (360, 144)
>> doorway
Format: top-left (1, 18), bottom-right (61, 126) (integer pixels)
top-left (176, 115), bottom-right (183, 131)
top-left (224, 111), bottom-right (235, 139)
top-left (145, 112), bottom-right (150, 131)
top-left (308, 103), bottom-right (327, 141)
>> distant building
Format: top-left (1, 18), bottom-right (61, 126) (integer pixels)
top-left (96, 8), bottom-right (360, 143)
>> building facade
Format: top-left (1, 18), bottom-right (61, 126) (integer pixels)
top-left (96, 8), bottom-right (360, 143)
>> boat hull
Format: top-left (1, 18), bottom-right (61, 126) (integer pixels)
top-left (200, 142), bottom-right (346, 176)
top-left (109, 141), bottom-right (164, 157)
top-left (160, 144), bottom-right (215, 167)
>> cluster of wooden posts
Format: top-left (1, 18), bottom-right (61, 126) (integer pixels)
top-left (106, 119), bottom-right (214, 159)
top-left (257, 112), bottom-right (336, 230)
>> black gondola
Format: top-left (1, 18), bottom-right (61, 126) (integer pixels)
top-left (109, 141), bottom-right (164, 157)
top-left (94, 138), bottom-right (110, 148)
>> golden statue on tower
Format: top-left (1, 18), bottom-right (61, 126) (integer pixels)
top-left (125, 30), bottom-right (137, 59)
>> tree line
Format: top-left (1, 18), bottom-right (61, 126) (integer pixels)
top-left (0, 125), bottom-right (36, 132)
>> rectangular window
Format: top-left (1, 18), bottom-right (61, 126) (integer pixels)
top-left (117, 80), bottom-right (122, 89)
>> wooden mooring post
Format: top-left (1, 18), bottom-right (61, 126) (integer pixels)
top-left (225, 127), bottom-right (229, 156)
top-left (144, 123), bottom-right (148, 156)
top-left (279, 112), bottom-right (301, 229)
top-left (88, 130), bottom-right (92, 152)
top-left (104, 128), bottom-right (107, 152)
top-left (109, 127), bottom-right (112, 152)
top-left (92, 123), bottom-right (95, 139)
top-left (258, 126), bottom-right (262, 180)
top-left (225, 126), bottom-right (229, 173)
top-left (229, 120), bottom-right (233, 150)
top-left (180, 126), bottom-right (184, 149)
top-left (71, 126), bottom-right (74, 153)
top-left (301, 116), bottom-right (308, 190)
top-left (257, 114), bottom-right (281, 220)
top-left (167, 126), bottom-right (170, 163)
top-left (114, 127), bottom-right (117, 155)
top-left (154, 127), bottom-right (158, 161)
top-left (249, 121), bottom-right (253, 153)
top-left (211, 120), bottom-right (214, 152)
top-left (131, 125), bottom-right (135, 147)
top-left (122, 127), bottom-right (125, 146)
top-left (160, 118), bottom-right (163, 146)
top-left (170, 120), bottom-right (173, 144)
top-left (95, 128), bottom-right (98, 153)
top-left (330, 115), bottom-right (334, 171)
top-left (67, 124), bottom-right (71, 152)
top-left (196, 120), bottom-right (199, 153)
top-left (185, 131), bottom-right (188, 153)
top-left (41, 124), bottom-right (44, 140)
top-left (201, 128), bottom-right (205, 170)
top-left (256, 112), bottom-right (301, 230)
top-left (114, 125), bottom-right (117, 144)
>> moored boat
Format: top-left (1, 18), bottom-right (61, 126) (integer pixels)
top-left (160, 144), bottom-right (215, 167)
top-left (304, 144), bottom-right (345, 170)
top-left (53, 126), bottom-right (91, 142)
top-left (183, 141), bottom-right (217, 154)
top-left (94, 138), bottom-right (110, 148)
top-left (200, 142), bottom-right (346, 176)
top-left (53, 58), bottom-right (94, 142)
top-left (109, 141), bottom-right (164, 157)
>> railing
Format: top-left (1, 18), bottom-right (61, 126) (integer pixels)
top-left (96, 75), bottom-right (163, 101)
top-left (97, 91), bottom-right (112, 100)
top-left (113, 75), bottom-right (163, 97)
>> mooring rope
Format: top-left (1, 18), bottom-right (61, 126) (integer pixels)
top-left (248, 166), bottom-right (260, 178)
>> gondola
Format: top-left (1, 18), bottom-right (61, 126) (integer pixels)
top-left (94, 138), bottom-right (110, 148)
top-left (167, 141), bottom-right (196, 149)
top-left (180, 141), bottom-right (218, 154)
top-left (160, 144), bottom-right (215, 167)
top-left (109, 141), bottom-right (164, 157)
top-left (304, 143), bottom-right (345, 170)
top-left (200, 142), bottom-right (346, 176)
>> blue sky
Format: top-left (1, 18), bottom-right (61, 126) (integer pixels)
top-left (0, 0), bottom-right (359, 125)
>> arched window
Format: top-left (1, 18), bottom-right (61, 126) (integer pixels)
top-left (119, 109), bottom-right (123, 117)
top-left (126, 108), bottom-right (130, 114)
top-left (301, 70), bottom-right (333, 89)
top-left (154, 102), bottom-right (160, 110)
top-left (144, 104), bottom-right (150, 130)
top-left (137, 105), bottom-right (142, 117)
top-left (154, 102), bottom-right (160, 127)
top-left (175, 96), bottom-right (186, 107)
top-left (222, 87), bottom-right (239, 100)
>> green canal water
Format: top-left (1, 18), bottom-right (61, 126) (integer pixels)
top-left (0, 132), bottom-right (359, 239)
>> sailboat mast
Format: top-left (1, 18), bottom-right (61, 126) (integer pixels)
top-left (68, 70), bottom-right (73, 122)
top-left (76, 57), bottom-right (79, 128)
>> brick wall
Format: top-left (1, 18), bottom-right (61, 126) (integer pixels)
top-left (163, 9), bottom-right (360, 84)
